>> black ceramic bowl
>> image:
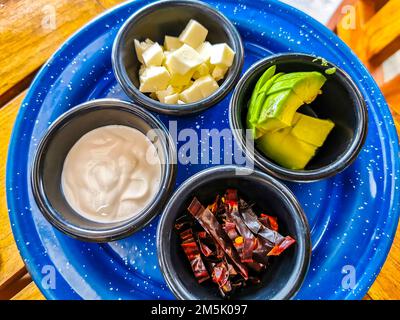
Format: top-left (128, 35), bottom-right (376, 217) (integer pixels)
top-left (229, 53), bottom-right (368, 182)
top-left (31, 99), bottom-right (176, 242)
top-left (157, 166), bottom-right (311, 300)
top-left (112, 0), bottom-right (244, 115)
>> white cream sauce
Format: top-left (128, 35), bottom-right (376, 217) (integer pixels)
top-left (61, 125), bottom-right (161, 223)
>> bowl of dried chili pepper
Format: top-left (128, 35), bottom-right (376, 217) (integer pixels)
top-left (157, 165), bottom-right (311, 300)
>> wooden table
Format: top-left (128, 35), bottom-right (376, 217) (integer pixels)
top-left (0, 0), bottom-right (399, 300)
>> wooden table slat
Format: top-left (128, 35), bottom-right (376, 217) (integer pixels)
top-left (0, 0), bottom-right (123, 299)
top-left (0, 93), bottom-right (26, 288)
top-left (0, 0), bottom-right (121, 106)
top-left (11, 281), bottom-right (45, 300)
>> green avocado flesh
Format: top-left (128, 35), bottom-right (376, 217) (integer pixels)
top-left (291, 113), bottom-right (335, 147)
top-left (267, 72), bottom-right (326, 103)
top-left (247, 71), bottom-right (284, 138)
top-left (246, 65), bottom-right (334, 170)
top-left (256, 126), bottom-right (317, 170)
top-left (257, 88), bottom-right (303, 131)
top-left (247, 66), bottom-right (277, 132)
top-left (256, 112), bottom-right (335, 169)
top-left (255, 71), bottom-right (327, 131)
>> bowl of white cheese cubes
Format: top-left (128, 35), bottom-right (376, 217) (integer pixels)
top-left (112, 0), bottom-right (244, 115)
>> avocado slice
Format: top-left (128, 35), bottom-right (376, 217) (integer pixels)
top-left (267, 72), bottom-right (327, 103)
top-left (248, 65), bottom-right (276, 109)
top-left (247, 66), bottom-right (277, 132)
top-left (247, 72), bottom-right (284, 138)
top-left (291, 113), bottom-right (335, 147)
top-left (256, 128), bottom-right (317, 170)
top-left (257, 88), bottom-right (304, 131)
top-left (255, 71), bottom-right (327, 132)
top-left (256, 127), bottom-right (291, 160)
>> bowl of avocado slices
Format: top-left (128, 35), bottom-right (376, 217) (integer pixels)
top-left (229, 53), bottom-right (368, 182)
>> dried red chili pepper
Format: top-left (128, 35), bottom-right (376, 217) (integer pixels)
top-left (188, 197), bottom-right (249, 280)
top-left (267, 236), bottom-right (296, 256)
top-left (179, 229), bottom-right (210, 283)
top-left (198, 239), bottom-right (213, 257)
top-left (260, 213), bottom-right (279, 231)
top-left (240, 200), bottom-right (295, 255)
top-left (211, 261), bottom-right (232, 296)
top-left (176, 189), bottom-right (296, 299)
top-left (207, 195), bottom-right (220, 214)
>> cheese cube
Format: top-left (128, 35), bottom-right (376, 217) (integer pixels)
top-left (210, 43), bottom-right (235, 67)
top-left (164, 36), bottom-right (183, 51)
top-left (171, 81), bottom-right (193, 97)
top-left (165, 44), bottom-right (204, 75)
top-left (168, 85), bottom-right (183, 94)
top-left (144, 38), bottom-right (154, 45)
top-left (193, 63), bottom-right (210, 79)
top-left (169, 69), bottom-right (194, 86)
top-left (156, 85), bottom-right (176, 103)
top-left (179, 75), bottom-right (219, 103)
top-left (196, 75), bottom-right (219, 97)
top-left (162, 50), bottom-right (172, 66)
top-left (177, 100), bottom-right (186, 105)
top-left (196, 41), bottom-right (213, 62)
top-left (164, 93), bottom-right (179, 104)
top-left (211, 65), bottom-right (228, 81)
top-left (183, 80), bottom-right (194, 90)
top-left (134, 39), bottom-right (152, 64)
top-left (179, 84), bottom-right (203, 103)
top-left (179, 19), bottom-right (208, 49)
top-left (142, 42), bottom-right (164, 67)
top-left (139, 66), bottom-right (170, 92)
top-left (139, 64), bottom-right (146, 75)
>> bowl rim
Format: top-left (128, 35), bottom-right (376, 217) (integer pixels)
top-left (157, 165), bottom-right (311, 300)
top-left (31, 98), bottom-right (177, 242)
top-left (111, 0), bottom-right (244, 116)
top-left (229, 53), bottom-right (369, 182)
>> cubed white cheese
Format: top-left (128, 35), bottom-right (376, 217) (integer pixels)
top-left (196, 41), bottom-right (213, 62)
top-left (182, 80), bottom-right (194, 90)
top-left (196, 75), bottom-right (219, 97)
top-left (142, 42), bottom-right (164, 67)
top-left (134, 39), bottom-right (152, 64)
top-left (179, 75), bottom-right (219, 103)
top-left (169, 85), bottom-right (183, 94)
top-left (169, 69), bottom-right (194, 86)
top-left (164, 93), bottom-right (179, 104)
top-left (165, 44), bottom-right (204, 75)
top-left (210, 43), bottom-right (235, 67)
top-left (139, 64), bottom-right (146, 75)
top-left (162, 51), bottom-right (172, 66)
top-left (177, 100), bottom-right (186, 105)
top-left (211, 64), bottom-right (228, 81)
top-left (139, 66), bottom-right (171, 92)
top-left (164, 36), bottom-right (183, 51)
top-left (155, 85), bottom-right (176, 103)
top-left (179, 19), bottom-right (208, 49)
top-left (193, 63), bottom-right (210, 80)
top-left (179, 84), bottom-right (204, 103)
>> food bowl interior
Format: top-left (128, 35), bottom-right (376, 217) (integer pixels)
top-left (38, 106), bottom-right (168, 233)
top-left (162, 174), bottom-right (308, 300)
top-left (118, 1), bottom-right (238, 90)
top-left (237, 57), bottom-right (360, 170)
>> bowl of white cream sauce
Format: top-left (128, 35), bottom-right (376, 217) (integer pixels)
top-left (32, 99), bottom-right (176, 242)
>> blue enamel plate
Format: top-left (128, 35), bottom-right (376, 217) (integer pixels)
top-left (6, 0), bottom-right (400, 299)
